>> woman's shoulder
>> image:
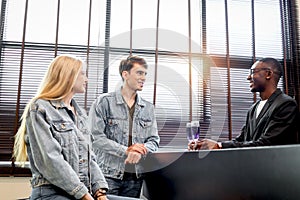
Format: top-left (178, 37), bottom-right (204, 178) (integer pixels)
top-left (29, 99), bottom-right (56, 112)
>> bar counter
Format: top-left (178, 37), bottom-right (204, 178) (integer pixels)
top-left (141, 145), bottom-right (300, 200)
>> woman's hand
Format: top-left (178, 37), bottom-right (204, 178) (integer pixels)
top-left (94, 189), bottom-right (109, 200)
top-left (81, 191), bottom-right (109, 200)
top-left (95, 195), bottom-right (108, 200)
top-left (81, 193), bottom-right (94, 200)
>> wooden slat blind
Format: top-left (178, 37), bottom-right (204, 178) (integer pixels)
top-left (0, 0), bottom-right (299, 176)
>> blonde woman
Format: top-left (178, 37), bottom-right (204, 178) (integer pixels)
top-left (13, 55), bottom-right (108, 200)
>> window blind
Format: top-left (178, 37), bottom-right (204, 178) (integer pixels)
top-left (0, 0), bottom-right (299, 176)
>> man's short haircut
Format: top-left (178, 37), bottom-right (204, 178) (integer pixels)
top-left (119, 55), bottom-right (148, 78)
top-left (259, 57), bottom-right (283, 82)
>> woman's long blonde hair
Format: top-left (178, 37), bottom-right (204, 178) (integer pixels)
top-left (13, 54), bottom-right (83, 166)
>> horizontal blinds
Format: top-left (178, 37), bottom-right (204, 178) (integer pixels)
top-left (0, 42), bottom-right (269, 156)
top-left (0, 42), bottom-right (106, 161)
top-left (0, 43), bottom-right (22, 161)
top-left (0, 0), bottom-right (298, 167)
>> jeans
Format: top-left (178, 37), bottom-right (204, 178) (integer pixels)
top-left (30, 185), bottom-right (76, 200)
top-left (105, 173), bottom-right (143, 198)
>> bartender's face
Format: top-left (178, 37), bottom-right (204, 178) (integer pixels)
top-left (247, 61), bottom-right (270, 93)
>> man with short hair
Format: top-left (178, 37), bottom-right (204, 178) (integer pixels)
top-left (89, 55), bottom-right (160, 198)
top-left (189, 57), bottom-right (299, 150)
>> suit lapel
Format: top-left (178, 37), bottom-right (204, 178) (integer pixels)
top-left (256, 89), bottom-right (281, 124)
top-left (251, 89), bottom-right (282, 139)
top-left (255, 101), bottom-right (271, 124)
top-left (251, 100), bottom-right (270, 139)
top-left (249, 102), bottom-right (259, 138)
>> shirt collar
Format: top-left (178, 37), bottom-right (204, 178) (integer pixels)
top-left (48, 99), bottom-right (83, 115)
top-left (116, 87), bottom-right (145, 107)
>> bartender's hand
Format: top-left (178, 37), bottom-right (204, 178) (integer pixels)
top-left (188, 139), bottom-right (221, 150)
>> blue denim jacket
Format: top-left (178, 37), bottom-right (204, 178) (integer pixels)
top-left (88, 88), bottom-right (160, 179)
top-left (25, 99), bottom-right (108, 199)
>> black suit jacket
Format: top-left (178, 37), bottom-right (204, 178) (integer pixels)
top-left (222, 89), bottom-right (299, 148)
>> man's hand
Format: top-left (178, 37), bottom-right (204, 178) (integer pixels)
top-left (188, 139), bottom-right (221, 150)
top-left (125, 151), bottom-right (142, 164)
top-left (125, 143), bottom-right (148, 164)
top-left (126, 143), bottom-right (148, 155)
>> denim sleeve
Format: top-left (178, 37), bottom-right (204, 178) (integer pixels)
top-left (144, 107), bottom-right (160, 153)
top-left (88, 99), bottom-right (127, 158)
top-left (27, 108), bottom-right (88, 199)
top-left (90, 150), bottom-right (109, 193)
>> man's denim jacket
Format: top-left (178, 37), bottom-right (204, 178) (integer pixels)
top-left (88, 88), bottom-right (160, 179)
top-left (25, 99), bottom-right (108, 199)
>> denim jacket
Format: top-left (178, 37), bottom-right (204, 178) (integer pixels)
top-left (25, 99), bottom-right (108, 199)
top-left (88, 88), bottom-right (160, 179)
